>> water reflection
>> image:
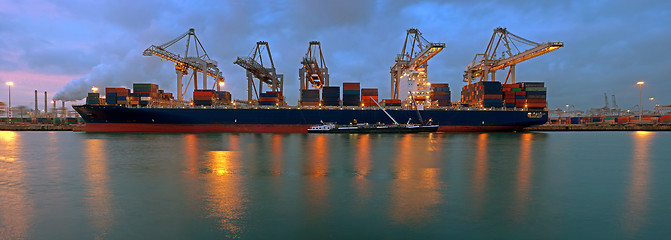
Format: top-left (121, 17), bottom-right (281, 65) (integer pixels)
top-left (0, 131), bottom-right (32, 239)
top-left (269, 134), bottom-right (284, 175)
top-left (513, 133), bottom-right (534, 222)
top-left (390, 134), bottom-right (443, 226)
top-left (471, 133), bottom-right (489, 217)
top-left (353, 134), bottom-right (372, 205)
top-left (204, 148), bottom-right (246, 238)
top-left (623, 131), bottom-right (653, 235)
top-left (83, 138), bottom-right (113, 239)
top-left (304, 134), bottom-right (330, 218)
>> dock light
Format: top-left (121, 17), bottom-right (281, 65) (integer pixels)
top-left (91, 86), bottom-right (98, 93)
top-left (219, 81), bottom-right (225, 88)
top-left (637, 81), bottom-right (644, 121)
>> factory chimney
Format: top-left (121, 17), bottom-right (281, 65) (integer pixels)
top-left (44, 91), bottom-right (48, 115)
top-left (35, 90), bottom-right (38, 115)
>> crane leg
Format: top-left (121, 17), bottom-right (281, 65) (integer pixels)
top-left (203, 71), bottom-right (207, 91)
top-left (176, 69), bottom-right (184, 101)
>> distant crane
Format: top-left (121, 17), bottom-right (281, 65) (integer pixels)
top-left (390, 28), bottom-right (445, 100)
top-left (143, 28), bottom-right (225, 101)
top-left (611, 94), bottom-right (618, 110)
top-left (299, 41), bottom-right (329, 90)
top-left (234, 41), bottom-right (284, 102)
top-left (604, 93), bottom-right (609, 109)
top-left (464, 27), bottom-right (563, 84)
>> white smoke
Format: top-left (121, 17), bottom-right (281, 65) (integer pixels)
top-left (53, 49), bottom-right (175, 101)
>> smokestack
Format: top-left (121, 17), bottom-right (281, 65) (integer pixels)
top-left (35, 90), bottom-right (38, 115)
top-left (53, 100), bottom-right (56, 116)
top-left (44, 91), bottom-right (47, 114)
top-left (62, 101), bottom-right (65, 118)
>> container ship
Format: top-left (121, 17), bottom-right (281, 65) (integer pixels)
top-left (73, 27), bottom-right (560, 133)
top-left (73, 81), bottom-right (549, 133)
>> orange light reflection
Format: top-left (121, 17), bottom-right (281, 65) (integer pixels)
top-left (623, 131), bottom-right (653, 235)
top-left (204, 139), bottom-right (246, 238)
top-left (354, 134), bottom-right (371, 202)
top-left (304, 134), bottom-right (330, 217)
top-left (513, 133), bottom-right (533, 222)
top-left (83, 138), bottom-right (113, 239)
top-left (471, 133), bottom-right (489, 217)
top-left (0, 131), bottom-right (32, 239)
top-left (390, 134), bottom-right (443, 226)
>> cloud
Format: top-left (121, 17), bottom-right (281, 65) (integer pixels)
top-left (3, 0), bottom-right (671, 110)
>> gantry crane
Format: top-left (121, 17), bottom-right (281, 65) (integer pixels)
top-left (234, 41), bottom-right (284, 102)
top-left (299, 41), bottom-right (329, 90)
top-left (390, 28), bottom-right (445, 100)
top-left (143, 28), bottom-right (225, 101)
top-left (464, 27), bottom-right (563, 84)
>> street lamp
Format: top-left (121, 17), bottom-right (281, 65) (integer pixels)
top-left (6, 82), bottom-right (12, 124)
top-left (637, 81), bottom-right (644, 121)
top-left (649, 97), bottom-right (655, 114)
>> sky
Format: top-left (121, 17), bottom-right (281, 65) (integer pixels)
top-left (1, 0), bottom-right (670, 112)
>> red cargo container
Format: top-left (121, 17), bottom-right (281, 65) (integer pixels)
top-left (343, 82), bottom-right (360, 91)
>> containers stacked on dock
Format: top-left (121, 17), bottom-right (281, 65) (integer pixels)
top-left (105, 88), bottom-right (131, 105)
top-left (86, 93), bottom-right (100, 105)
top-left (342, 82), bottom-right (361, 106)
top-left (322, 86), bottom-right (341, 106)
top-left (300, 89), bottom-right (320, 106)
top-left (132, 83), bottom-right (159, 106)
top-left (361, 88), bottom-right (378, 106)
top-left (193, 90), bottom-right (215, 106)
top-left (381, 99), bottom-right (402, 107)
top-left (430, 83), bottom-right (451, 106)
top-left (461, 81), bottom-right (502, 107)
top-left (259, 91), bottom-right (281, 106)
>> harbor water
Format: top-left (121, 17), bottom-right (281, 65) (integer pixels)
top-left (1, 131), bottom-right (670, 239)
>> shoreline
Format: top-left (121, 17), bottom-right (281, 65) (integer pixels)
top-left (0, 124), bottom-right (77, 131)
top-left (526, 124), bottom-right (671, 131)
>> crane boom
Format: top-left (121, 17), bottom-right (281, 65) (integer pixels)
top-left (300, 41), bottom-right (329, 89)
top-left (234, 41), bottom-right (283, 102)
top-left (390, 28), bottom-right (445, 100)
top-left (464, 27), bottom-right (563, 84)
top-left (143, 28), bottom-right (225, 101)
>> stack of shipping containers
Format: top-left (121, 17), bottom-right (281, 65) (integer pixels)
top-left (460, 81), bottom-right (503, 107)
top-left (361, 88), bottom-right (378, 106)
top-left (430, 83), bottom-right (451, 106)
top-left (86, 93), bottom-right (100, 105)
top-left (105, 88), bottom-right (131, 105)
top-left (300, 89), bottom-right (320, 106)
top-left (132, 83), bottom-right (159, 106)
top-left (322, 86), bottom-right (340, 106)
top-left (381, 99), bottom-right (402, 107)
top-left (342, 82), bottom-right (361, 106)
top-left (502, 82), bottom-right (547, 109)
top-left (193, 90), bottom-right (215, 106)
top-left (258, 91), bottom-right (281, 106)
top-left (215, 91), bottom-right (231, 104)
top-left (522, 82), bottom-right (547, 110)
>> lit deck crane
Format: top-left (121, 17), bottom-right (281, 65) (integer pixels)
top-left (143, 28), bottom-right (225, 101)
top-left (234, 41), bottom-right (284, 102)
top-left (464, 27), bottom-right (563, 84)
top-left (390, 28), bottom-right (445, 100)
top-left (299, 41), bottom-right (329, 90)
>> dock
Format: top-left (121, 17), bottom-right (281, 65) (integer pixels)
top-left (0, 124), bottom-right (76, 131)
top-left (526, 124), bottom-right (671, 131)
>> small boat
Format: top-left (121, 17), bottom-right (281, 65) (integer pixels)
top-left (308, 122), bottom-right (438, 133)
